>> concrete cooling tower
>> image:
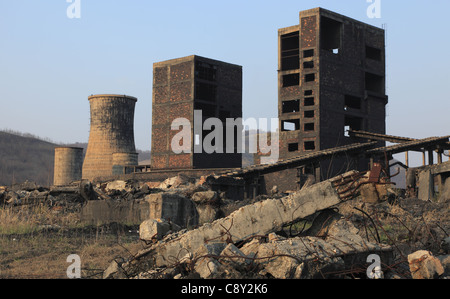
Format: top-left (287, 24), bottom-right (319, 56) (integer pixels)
top-left (82, 94), bottom-right (138, 180)
top-left (53, 147), bottom-right (84, 186)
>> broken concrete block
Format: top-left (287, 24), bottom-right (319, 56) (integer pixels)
top-left (147, 173), bottom-right (351, 268)
top-left (418, 170), bottom-right (434, 201)
top-left (158, 174), bottom-right (190, 189)
top-left (192, 191), bottom-right (222, 225)
top-left (105, 180), bottom-right (128, 192)
top-left (359, 183), bottom-right (387, 203)
top-left (194, 257), bottom-right (223, 279)
top-left (145, 192), bottom-right (198, 228)
top-left (437, 255), bottom-right (450, 277)
top-left (194, 243), bottom-right (228, 257)
top-left (139, 219), bottom-right (181, 241)
top-left (191, 191), bottom-right (218, 204)
top-left (220, 243), bottom-right (251, 265)
top-left (408, 250), bottom-right (445, 279)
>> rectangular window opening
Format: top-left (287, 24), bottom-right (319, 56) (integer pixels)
top-left (282, 73), bottom-right (300, 88)
top-left (303, 61), bottom-right (314, 69)
top-left (282, 119), bottom-right (300, 132)
top-left (304, 123), bottom-right (315, 132)
top-left (195, 102), bottom-right (217, 118)
top-left (366, 46), bottom-right (382, 61)
top-left (288, 143), bottom-right (299, 152)
top-left (304, 110), bottom-right (315, 118)
top-left (281, 31), bottom-right (300, 71)
top-left (195, 61), bottom-right (217, 81)
top-left (304, 97), bottom-right (315, 106)
top-left (303, 49), bottom-right (314, 58)
top-left (344, 116), bottom-right (364, 136)
top-left (304, 141), bottom-right (316, 151)
top-left (282, 100), bottom-right (300, 114)
top-left (195, 82), bottom-right (217, 102)
top-left (304, 73), bottom-right (315, 83)
top-left (320, 16), bottom-right (342, 54)
top-left (304, 90), bottom-right (313, 96)
top-left (344, 95), bottom-right (362, 111)
top-left (365, 72), bottom-right (384, 94)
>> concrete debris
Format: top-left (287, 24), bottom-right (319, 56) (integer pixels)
top-left (408, 250), bottom-right (445, 279)
top-left (139, 218), bottom-right (181, 241)
top-left (3, 167), bottom-right (449, 279)
top-left (139, 172), bottom-right (357, 269)
top-left (145, 192), bottom-right (198, 228)
top-left (437, 255), bottom-right (450, 277)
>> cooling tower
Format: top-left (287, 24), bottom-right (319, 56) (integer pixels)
top-left (112, 152), bottom-right (139, 175)
top-left (82, 94), bottom-right (138, 180)
top-left (53, 147), bottom-right (84, 186)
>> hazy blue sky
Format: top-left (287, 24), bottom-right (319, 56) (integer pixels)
top-left (1, 0), bottom-right (449, 166)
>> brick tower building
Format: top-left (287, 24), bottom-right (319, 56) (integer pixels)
top-left (278, 8), bottom-right (388, 178)
top-left (151, 55), bottom-right (242, 170)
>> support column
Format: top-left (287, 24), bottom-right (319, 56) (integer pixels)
top-left (428, 149), bottom-right (434, 166)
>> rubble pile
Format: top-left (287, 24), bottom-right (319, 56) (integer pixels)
top-left (100, 171), bottom-right (450, 279)
top-left (1, 170), bottom-right (449, 279)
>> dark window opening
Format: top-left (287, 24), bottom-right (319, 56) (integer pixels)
top-left (344, 95), bottom-right (362, 111)
top-left (365, 72), bottom-right (384, 94)
top-left (303, 164), bottom-right (315, 175)
top-left (288, 143), bottom-right (299, 152)
top-left (304, 123), bottom-right (315, 131)
top-left (282, 119), bottom-right (300, 131)
top-left (282, 100), bottom-right (300, 114)
top-left (196, 82), bottom-right (217, 102)
top-left (321, 16), bottom-right (342, 54)
top-left (303, 61), bottom-right (314, 69)
top-left (304, 90), bottom-right (313, 96)
top-left (344, 116), bottom-right (364, 136)
top-left (219, 110), bottom-right (231, 122)
top-left (304, 97), bottom-right (315, 106)
top-left (303, 49), bottom-right (314, 58)
top-left (366, 46), bottom-right (382, 61)
top-left (305, 73), bottom-right (315, 83)
top-left (304, 141), bottom-right (316, 151)
top-left (195, 61), bottom-right (217, 81)
top-left (281, 31), bottom-right (300, 71)
top-left (195, 102), bottom-right (217, 118)
top-left (304, 110), bottom-right (315, 118)
top-left (282, 73), bottom-right (300, 87)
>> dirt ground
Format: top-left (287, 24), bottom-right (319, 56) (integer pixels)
top-left (0, 223), bottom-right (143, 279)
top-left (1, 192), bottom-right (449, 279)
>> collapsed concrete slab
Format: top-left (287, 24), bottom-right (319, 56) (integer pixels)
top-left (107, 171), bottom-right (379, 277)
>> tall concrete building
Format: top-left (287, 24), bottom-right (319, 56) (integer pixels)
top-left (278, 8), bottom-right (387, 178)
top-left (151, 55), bottom-right (242, 170)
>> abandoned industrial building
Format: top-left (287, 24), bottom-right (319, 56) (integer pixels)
top-left (277, 8), bottom-right (387, 179)
top-left (2, 6), bottom-right (447, 280)
top-left (50, 7), bottom-right (450, 216)
top-left (150, 55), bottom-right (243, 170)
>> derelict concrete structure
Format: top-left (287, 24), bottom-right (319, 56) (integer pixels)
top-left (82, 94), bottom-right (139, 181)
top-left (53, 147), bottom-right (84, 186)
top-left (151, 55), bottom-right (242, 170)
top-left (277, 8), bottom-right (387, 180)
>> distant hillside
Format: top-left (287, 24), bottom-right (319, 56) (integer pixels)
top-left (0, 130), bottom-right (255, 187)
top-left (0, 131), bottom-right (56, 186)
